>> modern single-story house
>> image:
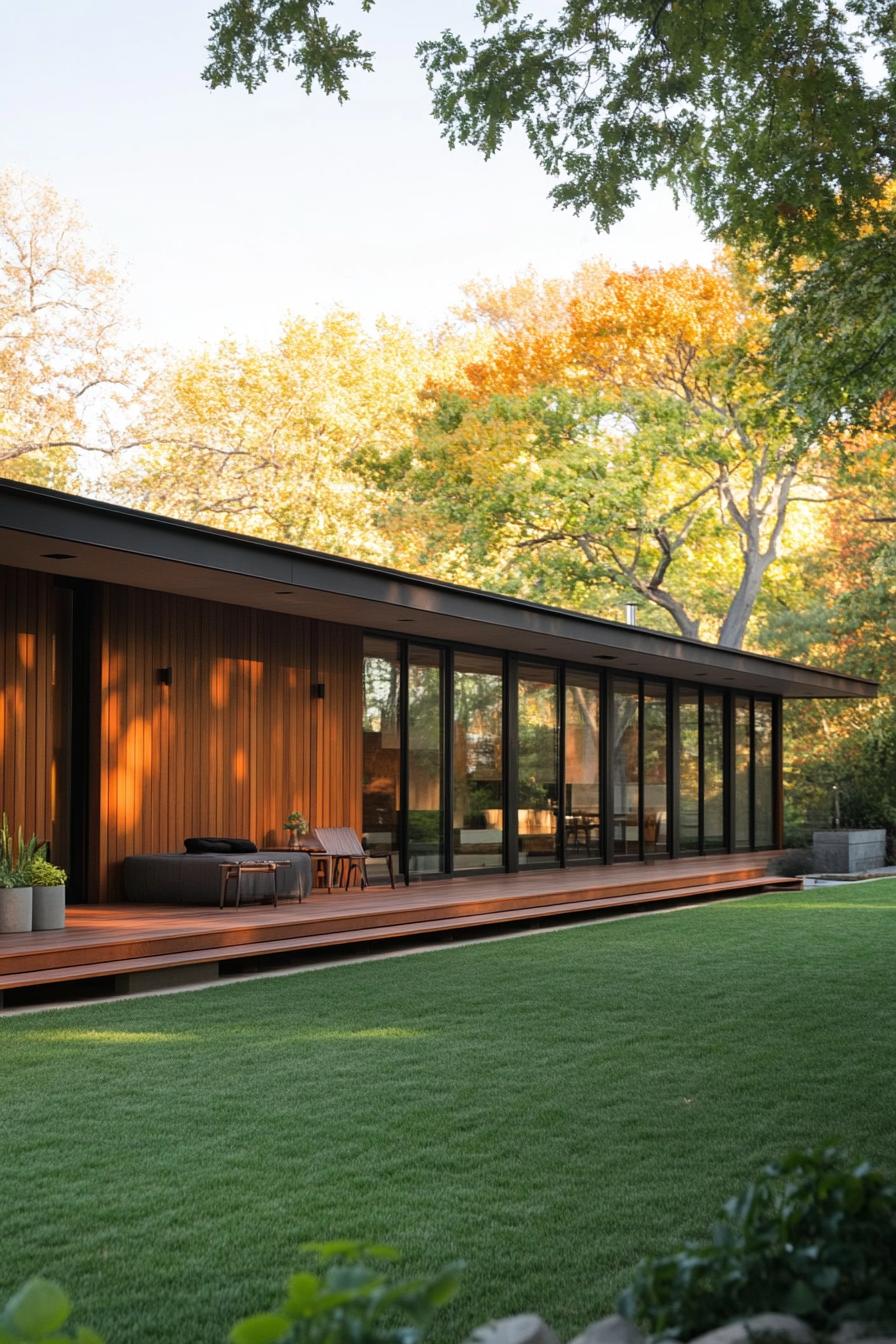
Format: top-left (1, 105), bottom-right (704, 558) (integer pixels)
top-left (0, 480), bottom-right (877, 904)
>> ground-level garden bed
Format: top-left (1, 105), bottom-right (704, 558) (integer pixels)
top-left (1, 883), bottom-right (894, 1344)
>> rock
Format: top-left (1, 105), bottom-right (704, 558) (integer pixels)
top-left (689, 1314), bottom-right (815, 1344)
top-left (568, 1314), bottom-right (646, 1344)
top-left (832, 1327), bottom-right (896, 1344)
top-left (468, 1316), bottom-right (561, 1344)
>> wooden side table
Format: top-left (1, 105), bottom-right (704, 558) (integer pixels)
top-left (267, 847), bottom-right (338, 893)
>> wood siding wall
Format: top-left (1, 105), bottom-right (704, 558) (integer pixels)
top-left (91, 585), bottom-right (363, 900)
top-left (0, 565), bottom-right (56, 847)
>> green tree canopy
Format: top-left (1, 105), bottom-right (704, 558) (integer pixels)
top-left (203, 1), bottom-right (896, 432)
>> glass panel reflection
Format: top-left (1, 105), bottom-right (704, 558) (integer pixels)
top-left (754, 699), bottom-right (773, 848)
top-left (564, 672), bottom-right (601, 859)
top-left (362, 637), bottom-right (401, 860)
top-left (613, 680), bottom-right (640, 858)
top-left (734, 696), bottom-right (751, 848)
top-left (408, 645), bottom-right (444, 875)
top-left (453, 652), bottom-right (504, 870)
top-left (678, 690), bottom-right (700, 853)
top-left (703, 693), bottom-right (726, 851)
top-left (643, 683), bottom-right (669, 854)
top-left (518, 664), bottom-right (559, 865)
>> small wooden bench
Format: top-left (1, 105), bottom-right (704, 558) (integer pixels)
top-left (218, 860), bottom-right (289, 910)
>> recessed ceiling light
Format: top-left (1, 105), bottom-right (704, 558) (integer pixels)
top-left (41, 552), bottom-right (76, 561)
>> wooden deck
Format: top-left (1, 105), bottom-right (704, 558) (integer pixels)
top-left (0, 854), bottom-right (799, 1004)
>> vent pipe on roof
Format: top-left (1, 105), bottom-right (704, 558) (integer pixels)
top-left (624, 603), bottom-right (638, 626)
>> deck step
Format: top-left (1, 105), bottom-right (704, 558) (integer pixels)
top-left (0, 877), bottom-right (800, 992)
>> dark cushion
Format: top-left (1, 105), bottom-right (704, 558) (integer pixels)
top-left (184, 837), bottom-right (258, 855)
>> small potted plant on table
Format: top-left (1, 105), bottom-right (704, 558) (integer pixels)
top-left (28, 855), bottom-right (67, 930)
top-left (0, 814), bottom-right (41, 935)
top-left (284, 810), bottom-right (309, 850)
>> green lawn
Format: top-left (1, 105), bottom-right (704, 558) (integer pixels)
top-left (2, 882), bottom-right (895, 1344)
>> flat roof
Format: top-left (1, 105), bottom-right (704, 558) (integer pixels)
top-left (0, 479), bottom-right (877, 699)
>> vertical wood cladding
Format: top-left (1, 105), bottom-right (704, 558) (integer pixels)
top-left (0, 565), bottom-right (55, 846)
top-left (93, 586), bottom-right (362, 900)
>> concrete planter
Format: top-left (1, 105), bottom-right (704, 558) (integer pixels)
top-left (812, 828), bottom-right (887, 873)
top-left (0, 886), bottom-right (32, 934)
top-left (32, 884), bottom-right (65, 930)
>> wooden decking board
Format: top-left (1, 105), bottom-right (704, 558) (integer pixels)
top-left (0, 856), bottom-right (780, 972)
top-left (0, 856), bottom-right (798, 995)
top-left (0, 878), bottom-right (799, 992)
top-left (0, 875), bottom-right (798, 975)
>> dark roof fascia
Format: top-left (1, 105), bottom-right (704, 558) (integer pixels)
top-left (0, 479), bottom-right (878, 699)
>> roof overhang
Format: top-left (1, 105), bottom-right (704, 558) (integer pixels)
top-left (0, 481), bottom-right (878, 700)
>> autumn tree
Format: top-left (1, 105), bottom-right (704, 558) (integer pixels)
top-left (203, 1), bottom-right (896, 430)
top-left (0, 170), bottom-right (140, 488)
top-left (370, 261), bottom-right (827, 648)
top-left (113, 310), bottom-right (464, 563)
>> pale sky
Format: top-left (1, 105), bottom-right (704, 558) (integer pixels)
top-left (1, 1), bottom-right (714, 351)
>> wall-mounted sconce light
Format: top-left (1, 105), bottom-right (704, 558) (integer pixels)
top-left (157, 667), bottom-right (173, 686)
top-left (312, 682), bottom-right (326, 699)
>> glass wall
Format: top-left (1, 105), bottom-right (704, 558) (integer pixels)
top-left (753, 699), bottom-right (774, 848)
top-left (361, 636), bottom-right (778, 875)
top-left (643, 683), bottom-right (669, 855)
top-left (407, 645), bottom-right (444, 875)
top-left (362, 637), bottom-right (402, 858)
top-left (612, 680), bottom-right (640, 858)
top-left (453, 652), bottom-right (504, 870)
top-left (678, 690), bottom-right (701, 853)
top-left (564, 672), bottom-right (601, 859)
top-left (517, 664), bottom-right (560, 865)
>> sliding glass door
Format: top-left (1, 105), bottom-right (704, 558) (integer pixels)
top-left (564, 672), bottom-right (601, 860)
top-left (453, 652), bottom-right (504, 871)
top-left (362, 637), bottom-right (402, 859)
top-left (517, 664), bottom-right (560, 866)
top-left (407, 645), bottom-right (444, 876)
top-left (612, 680), bottom-right (640, 858)
top-left (643, 683), bottom-right (669, 856)
top-left (677, 687), bottom-right (727, 854)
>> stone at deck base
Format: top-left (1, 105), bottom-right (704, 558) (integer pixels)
top-left (812, 829), bottom-right (886, 873)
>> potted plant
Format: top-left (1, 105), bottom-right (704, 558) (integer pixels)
top-left (0, 814), bottom-right (41, 935)
top-left (27, 855), bottom-right (67, 930)
top-left (283, 810), bottom-right (309, 850)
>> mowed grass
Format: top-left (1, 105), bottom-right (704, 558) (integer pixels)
top-left (2, 883), bottom-right (895, 1344)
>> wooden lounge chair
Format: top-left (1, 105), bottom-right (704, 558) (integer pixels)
top-left (312, 827), bottom-right (397, 890)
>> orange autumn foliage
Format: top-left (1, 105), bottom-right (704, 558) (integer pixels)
top-left (453, 258), bottom-right (764, 405)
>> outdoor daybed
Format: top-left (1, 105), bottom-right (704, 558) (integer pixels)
top-left (122, 849), bottom-right (313, 905)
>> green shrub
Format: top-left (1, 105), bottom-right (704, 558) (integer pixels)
top-left (0, 1244), bottom-right (460, 1344)
top-left (230, 1241), bottom-right (462, 1344)
top-left (0, 1276), bottom-right (100, 1344)
top-left (26, 855), bottom-right (67, 886)
top-left (767, 849), bottom-right (816, 878)
top-left (618, 1146), bottom-right (896, 1339)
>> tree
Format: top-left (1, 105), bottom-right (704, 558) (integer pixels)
top-left (0, 170), bottom-right (140, 488)
top-left (203, 2), bottom-right (896, 430)
top-left (112, 310), bottom-right (461, 563)
top-left (371, 260), bottom-right (822, 648)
